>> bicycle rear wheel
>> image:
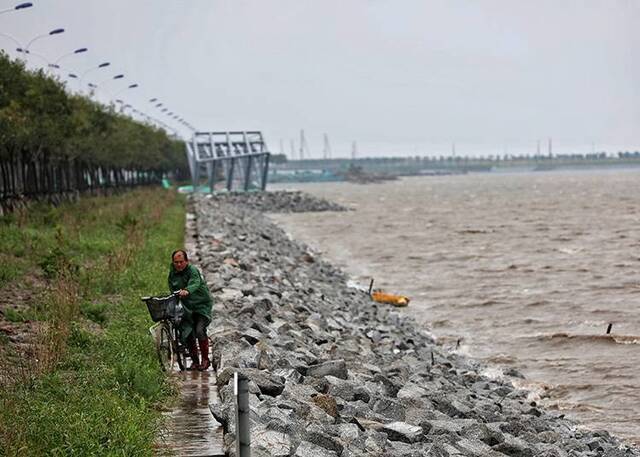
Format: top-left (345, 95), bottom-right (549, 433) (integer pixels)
top-left (156, 322), bottom-right (173, 371)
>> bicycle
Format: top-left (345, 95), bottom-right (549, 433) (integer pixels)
top-left (141, 292), bottom-right (187, 371)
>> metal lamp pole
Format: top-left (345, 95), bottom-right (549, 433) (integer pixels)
top-left (112, 83), bottom-right (138, 98)
top-left (25, 27), bottom-right (64, 52)
top-left (0, 2), bottom-right (33, 16)
top-left (88, 73), bottom-right (124, 101)
top-left (78, 61), bottom-right (110, 93)
top-left (49, 47), bottom-right (88, 69)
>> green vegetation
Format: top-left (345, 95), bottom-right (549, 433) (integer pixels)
top-left (0, 51), bottom-right (188, 199)
top-left (0, 188), bottom-right (185, 455)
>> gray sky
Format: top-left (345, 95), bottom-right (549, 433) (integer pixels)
top-left (1, 0), bottom-right (638, 158)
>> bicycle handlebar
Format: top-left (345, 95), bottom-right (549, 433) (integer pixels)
top-left (140, 291), bottom-right (180, 302)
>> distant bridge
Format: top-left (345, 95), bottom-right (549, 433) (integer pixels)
top-left (271, 153), bottom-right (640, 176)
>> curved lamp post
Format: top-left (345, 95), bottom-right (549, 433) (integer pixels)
top-left (88, 74), bottom-right (123, 100)
top-left (25, 27), bottom-right (64, 52)
top-left (78, 61), bottom-right (110, 93)
top-left (0, 32), bottom-right (23, 54)
top-left (114, 98), bottom-right (133, 113)
top-left (0, 2), bottom-right (33, 15)
top-left (23, 49), bottom-right (51, 66)
top-left (49, 47), bottom-right (88, 69)
top-left (96, 73), bottom-right (124, 86)
top-left (11, 46), bottom-right (54, 71)
top-left (86, 71), bottom-right (120, 90)
top-left (113, 83), bottom-right (138, 98)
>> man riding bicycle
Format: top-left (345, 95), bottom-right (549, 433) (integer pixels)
top-left (168, 249), bottom-right (213, 371)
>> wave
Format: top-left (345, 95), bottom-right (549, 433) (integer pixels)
top-left (431, 319), bottom-right (451, 328)
top-left (545, 401), bottom-right (604, 413)
top-left (476, 264), bottom-right (520, 273)
top-left (530, 333), bottom-right (640, 345)
top-left (452, 299), bottom-right (504, 309)
top-left (485, 353), bottom-right (517, 364)
top-left (525, 300), bottom-right (551, 307)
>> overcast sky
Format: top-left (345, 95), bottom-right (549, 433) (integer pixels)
top-left (1, 0), bottom-right (638, 158)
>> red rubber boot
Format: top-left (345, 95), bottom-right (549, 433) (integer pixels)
top-left (198, 338), bottom-right (210, 371)
top-left (188, 338), bottom-right (200, 371)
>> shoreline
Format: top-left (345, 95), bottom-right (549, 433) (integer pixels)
top-left (268, 174), bottom-right (640, 445)
top-left (192, 190), bottom-right (638, 456)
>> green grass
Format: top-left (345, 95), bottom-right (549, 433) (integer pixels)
top-left (0, 188), bottom-right (185, 456)
top-left (3, 308), bottom-right (31, 323)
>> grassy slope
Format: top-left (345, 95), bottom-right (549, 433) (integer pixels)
top-left (0, 188), bottom-right (185, 456)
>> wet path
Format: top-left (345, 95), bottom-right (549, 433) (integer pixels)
top-left (156, 370), bottom-right (224, 456)
top-left (155, 208), bottom-right (224, 455)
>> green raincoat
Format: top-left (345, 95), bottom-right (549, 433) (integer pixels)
top-left (168, 263), bottom-right (213, 342)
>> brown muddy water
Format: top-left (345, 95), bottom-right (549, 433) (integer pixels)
top-left (269, 169), bottom-right (640, 445)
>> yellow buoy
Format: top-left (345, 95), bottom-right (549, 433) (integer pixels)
top-left (371, 290), bottom-right (410, 307)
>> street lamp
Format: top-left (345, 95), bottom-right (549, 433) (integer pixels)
top-left (113, 83), bottom-right (138, 98)
top-left (0, 32), bottom-right (23, 53)
top-left (13, 47), bottom-right (53, 68)
top-left (61, 72), bottom-right (81, 92)
top-left (14, 48), bottom-right (59, 70)
top-left (79, 61), bottom-right (110, 87)
top-left (0, 2), bottom-right (33, 15)
top-left (88, 74), bottom-right (124, 100)
top-left (25, 28), bottom-right (65, 52)
top-left (51, 47), bottom-right (88, 68)
top-left (114, 98), bottom-right (129, 113)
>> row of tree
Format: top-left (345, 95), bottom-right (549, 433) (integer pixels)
top-left (0, 52), bottom-right (188, 203)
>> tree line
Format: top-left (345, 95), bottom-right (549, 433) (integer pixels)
top-left (0, 52), bottom-right (188, 210)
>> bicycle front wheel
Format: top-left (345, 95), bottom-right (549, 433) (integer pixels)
top-left (173, 327), bottom-right (186, 371)
top-left (156, 322), bottom-right (173, 371)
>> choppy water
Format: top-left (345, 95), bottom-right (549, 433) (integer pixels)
top-left (270, 170), bottom-right (640, 444)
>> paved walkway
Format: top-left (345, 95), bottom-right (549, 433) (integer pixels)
top-left (156, 369), bottom-right (225, 456)
top-left (154, 208), bottom-right (224, 455)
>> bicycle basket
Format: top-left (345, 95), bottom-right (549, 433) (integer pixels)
top-left (144, 294), bottom-right (184, 322)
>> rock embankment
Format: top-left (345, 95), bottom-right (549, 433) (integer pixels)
top-left (191, 191), bottom-right (637, 457)
top-left (204, 190), bottom-right (348, 213)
